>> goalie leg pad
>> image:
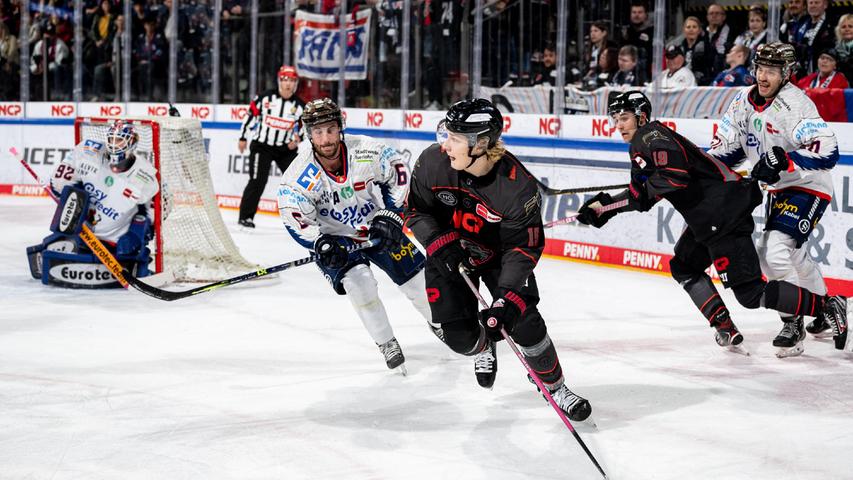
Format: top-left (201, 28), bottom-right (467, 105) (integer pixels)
top-left (50, 185), bottom-right (90, 235)
top-left (26, 232), bottom-right (83, 280)
top-left (41, 248), bottom-right (124, 288)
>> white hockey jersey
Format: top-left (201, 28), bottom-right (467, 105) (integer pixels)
top-left (277, 135), bottom-right (410, 249)
top-left (708, 82), bottom-right (839, 197)
top-left (49, 139), bottom-right (160, 243)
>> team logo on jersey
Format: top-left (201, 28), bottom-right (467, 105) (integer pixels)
top-left (475, 203), bottom-right (502, 223)
top-left (632, 154), bottom-right (647, 168)
top-left (105, 176), bottom-right (114, 187)
top-left (798, 219), bottom-right (811, 234)
top-left (297, 164), bottom-right (323, 191)
top-left (340, 186), bottom-right (354, 199)
top-left (436, 191), bottom-right (457, 206)
top-left (753, 118), bottom-right (762, 131)
top-left (82, 139), bottom-right (103, 154)
top-left (766, 122), bottom-right (780, 134)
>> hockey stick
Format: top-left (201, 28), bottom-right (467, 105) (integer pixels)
top-left (124, 238), bottom-right (381, 301)
top-left (12, 147), bottom-right (130, 288)
top-left (536, 181), bottom-right (629, 196)
top-left (458, 267), bottom-right (608, 479)
top-left (544, 199), bottom-right (629, 229)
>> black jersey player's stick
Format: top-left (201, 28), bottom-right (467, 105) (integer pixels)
top-left (124, 238), bottom-right (381, 301)
top-left (536, 181), bottom-right (629, 196)
top-left (458, 267), bottom-right (609, 479)
top-left (544, 199), bottom-right (629, 229)
top-left (13, 147), bottom-right (131, 288)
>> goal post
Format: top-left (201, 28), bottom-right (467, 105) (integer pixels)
top-left (74, 116), bottom-right (258, 282)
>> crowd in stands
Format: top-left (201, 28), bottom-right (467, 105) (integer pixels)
top-left (0, 0), bottom-right (852, 111)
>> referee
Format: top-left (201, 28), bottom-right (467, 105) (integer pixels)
top-left (237, 65), bottom-right (305, 228)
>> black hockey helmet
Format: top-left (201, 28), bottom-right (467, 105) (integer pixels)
top-left (439, 98), bottom-right (504, 148)
top-left (302, 97), bottom-right (344, 133)
top-left (607, 90), bottom-right (652, 121)
top-left (753, 42), bottom-right (797, 81)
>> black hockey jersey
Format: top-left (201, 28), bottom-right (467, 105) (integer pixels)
top-left (405, 144), bottom-right (544, 292)
top-left (626, 121), bottom-right (762, 242)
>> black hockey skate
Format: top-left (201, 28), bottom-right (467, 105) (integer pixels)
top-left (378, 337), bottom-right (407, 375)
top-left (427, 322), bottom-right (446, 343)
top-left (528, 376), bottom-right (592, 422)
top-left (474, 340), bottom-right (497, 388)
top-left (822, 296), bottom-right (849, 351)
top-left (773, 317), bottom-right (806, 358)
top-left (238, 218), bottom-right (256, 229)
top-left (711, 316), bottom-right (743, 347)
top-left (805, 313), bottom-right (833, 338)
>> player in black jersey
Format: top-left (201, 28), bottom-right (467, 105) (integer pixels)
top-left (404, 99), bottom-right (591, 421)
top-left (577, 91), bottom-right (848, 355)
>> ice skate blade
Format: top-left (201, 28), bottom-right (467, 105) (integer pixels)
top-left (776, 343), bottom-right (804, 358)
top-left (578, 414), bottom-right (598, 429)
top-left (809, 331), bottom-right (835, 339)
top-left (395, 364), bottom-right (408, 376)
top-left (723, 343), bottom-right (750, 356)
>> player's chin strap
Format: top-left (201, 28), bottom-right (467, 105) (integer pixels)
top-left (457, 266), bottom-right (608, 480)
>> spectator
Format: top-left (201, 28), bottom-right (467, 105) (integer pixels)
top-left (582, 46), bottom-right (618, 91)
top-left (678, 16), bottom-right (715, 85)
top-left (734, 6), bottom-right (768, 58)
top-left (532, 42), bottom-right (556, 86)
top-left (30, 22), bottom-right (71, 99)
top-left (133, 13), bottom-right (167, 100)
top-left (92, 13), bottom-right (124, 100)
top-left (0, 20), bottom-right (18, 99)
top-left (712, 45), bottom-right (755, 87)
top-left (88, 0), bottom-right (116, 88)
top-left (780, 0), bottom-right (807, 43)
top-left (706, 3), bottom-right (734, 78)
top-left (791, 0), bottom-right (835, 75)
top-left (611, 45), bottom-right (646, 87)
top-left (834, 13), bottom-right (853, 80)
top-left (660, 44), bottom-right (697, 88)
top-left (797, 48), bottom-right (849, 89)
top-left (583, 20), bottom-right (617, 81)
top-left (619, 1), bottom-right (653, 77)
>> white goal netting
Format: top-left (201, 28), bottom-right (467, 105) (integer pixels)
top-left (75, 116), bottom-right (257, 282)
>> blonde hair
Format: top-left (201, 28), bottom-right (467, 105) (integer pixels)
top-left (486, 139), bottom-right (507, 164)
top-left (836, 14), bottom-right (853, 44)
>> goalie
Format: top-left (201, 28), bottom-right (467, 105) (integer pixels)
top-left (26, 120), bottom-right (160, 288)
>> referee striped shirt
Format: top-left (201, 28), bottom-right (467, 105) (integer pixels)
top-left (240, 90), bottom-right (305, 147)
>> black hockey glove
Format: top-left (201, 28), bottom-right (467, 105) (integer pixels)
top-left (314, 234), bottom-right (351, 269)
top-left (425, 231), bottom-right (470, 279)
top-left (751, 146), bottom-right (789, 184)
top-left (368, 209), bottom-right (406, 250)
top-left (576, 192), bottom-right (619, 228)
top-left (480, 289), bottom-right (526, 342)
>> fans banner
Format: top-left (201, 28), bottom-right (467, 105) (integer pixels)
top-left (294, 9), bottom-right (372, 81)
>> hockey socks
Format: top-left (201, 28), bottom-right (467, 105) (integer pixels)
top-left (762, 280), bottom-right (823, 318)
top-left (679, 273), bottom-right (743, 348)
top-left (519, 335), bottom-right (563, 386)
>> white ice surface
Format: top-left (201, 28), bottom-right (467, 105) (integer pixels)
top-left (1, 195), bottom-right (852, 480)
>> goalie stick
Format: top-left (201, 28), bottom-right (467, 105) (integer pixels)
top-left (458, 266), bottom-right (608, 479)
top-left (13, 147), bottom-right (130, 288)
top-left (124, 238), bottom-right (380, 301)
top-left (544, 199), bottom-right (629, 229)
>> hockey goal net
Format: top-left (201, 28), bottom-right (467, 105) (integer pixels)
top-left (75, 116), bottom-right (257, 282)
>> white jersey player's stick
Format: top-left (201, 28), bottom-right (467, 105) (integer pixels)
top-left (458, 266), bottom-right (609, 479)
top-left (12, 147), bottom-right (131, 289)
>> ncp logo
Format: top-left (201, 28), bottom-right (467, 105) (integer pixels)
top-left (0, 103), bottom-right (23, 117)
top-left (367, 111), bottom-right (384, 127)
top-left (405, 112), bottom-right (423, 129)
top-left (191, 106), bottom-right (211, 119)
top-left (99, 105), bottom-right (123, 116)
top-left (51, 104), bottom-right (75, 117)
top-left (539, 117), bottom-right (561, 135)
top-left (231, 107), bottom-right (248, 120)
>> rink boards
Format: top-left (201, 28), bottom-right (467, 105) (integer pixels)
top-left (1, 104), bottom-right (851, 294)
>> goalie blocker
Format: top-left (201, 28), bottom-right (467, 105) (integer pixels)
top-left (27, 185), bottom-right (154, 288)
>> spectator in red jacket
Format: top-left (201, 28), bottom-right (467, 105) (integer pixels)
top-left (797, 48), bottom-right (849, 89)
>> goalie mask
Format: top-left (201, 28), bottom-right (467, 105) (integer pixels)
top-left (105, 120), bottom-right (139, 173)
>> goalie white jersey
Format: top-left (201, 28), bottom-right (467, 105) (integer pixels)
top-left (49, 139), bottom-right (160, 243)
top-left (707, 83), bottom-right (839, 197)
top-left (277, 134), bottom-right (410, 248)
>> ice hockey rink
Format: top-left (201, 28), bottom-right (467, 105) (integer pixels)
top-left (1, 195), bottom-right (851, 480)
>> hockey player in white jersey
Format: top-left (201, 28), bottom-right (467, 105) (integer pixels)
top-left (277, 98), bottom-right (435, 373)
top-left (26, 120), bottom-right (160, 288)
top-left (708, 42), bottom-right (848, 356)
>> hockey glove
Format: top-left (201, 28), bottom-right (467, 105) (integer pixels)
top-left (425, 231), bottom-right (470, 279)
top-left (576, 192), bottom-right (619, 228)
top-left (368, 209), bottom-right (406, 250)
top-left (751, 146), bottom-right (790, 184)
top-left (314, 234), bottom-right (351, 269)
top-left (480, 289), bottom-right (526, 342)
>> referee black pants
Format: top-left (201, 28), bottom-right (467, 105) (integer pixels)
top-left (239, 142), bottom-right (297, 221)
